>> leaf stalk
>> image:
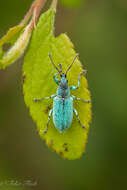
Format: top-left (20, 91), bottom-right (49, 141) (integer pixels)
top-left (20, 0), bottom-right (47, 28)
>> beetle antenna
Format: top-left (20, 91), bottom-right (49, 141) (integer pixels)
top-left (66, 53), bottom-right (79, 76)
top-left (58, 63), bottom-right (62, 73)
top-left (48, 53), bottom-right (61, 73)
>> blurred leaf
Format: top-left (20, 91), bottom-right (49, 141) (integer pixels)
top-left (23, 8), bottom-right (91, 160)
top-left (0, 24), bottom-right (31, 69)
top-left (60, 0), bottom-right (84, 7)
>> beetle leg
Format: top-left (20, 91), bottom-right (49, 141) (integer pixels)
top-left (73, 108), bottom-right (86, 129)
top-left (33, 95), bottom-right (56, 102)
top-left (53, 65), bottom-right (62, 85)
top-left (70, 70), bottom-right (87, 90)
top-left (53, 72), bottom-right (60, 85)
top-left (72, 95), bottom-right (90, 103)
top-left (43, 109), bottom-right (53, 134)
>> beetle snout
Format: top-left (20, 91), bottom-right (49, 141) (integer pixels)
top-left (61, 83), bottom-right (68, 90)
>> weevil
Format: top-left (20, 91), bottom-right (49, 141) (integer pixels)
top-left (34, 54), bottom-right (90, 134)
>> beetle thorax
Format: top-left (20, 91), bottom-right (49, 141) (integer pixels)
top-left (57, 74), bottom-right (70, 98)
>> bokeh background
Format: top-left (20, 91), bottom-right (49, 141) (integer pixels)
top-left (0, 0), bottom-right (127, 189)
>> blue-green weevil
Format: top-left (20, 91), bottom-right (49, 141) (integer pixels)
top-left (34, 54), bottom-right (90, 133)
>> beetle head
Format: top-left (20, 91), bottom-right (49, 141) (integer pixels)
top-left (59, 73), bottom-right (68, 90)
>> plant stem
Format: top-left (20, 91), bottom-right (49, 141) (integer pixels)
top-left (51, 0), bottom-right (58, 9)
top-left (20, 0), bottom-right (47, 26)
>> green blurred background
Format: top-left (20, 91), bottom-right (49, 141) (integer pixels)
top-left (0, 0), bottom-right (127, 189)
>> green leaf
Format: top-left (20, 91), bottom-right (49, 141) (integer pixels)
top-left (0, 25), bottom-right (23, 69)
top-left (0, 24), bottom-right (31, 69)
top-left (23, 8), bottom-right (91, 160)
